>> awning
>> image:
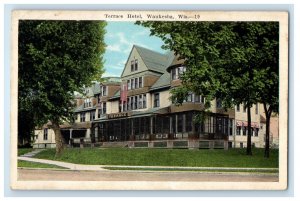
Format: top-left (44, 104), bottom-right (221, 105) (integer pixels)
top-left (236, 121), bottom-right (259, 128)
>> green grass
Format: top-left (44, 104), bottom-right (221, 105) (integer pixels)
top-left (18, 148), bottom-right (33, 156)
top-left (34, 148), bottom-right (279, 168)
top-left (18, 160), bottom-right (67, 169)
top-left (103, 167), bottom-right (278, 173)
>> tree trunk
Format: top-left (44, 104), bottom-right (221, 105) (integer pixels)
top-left (246, 105), bottom-right (252, 155)
top-left (52, 120), bottom-right (64, 156)
top-left (263, 103), bottom-right (272, 158)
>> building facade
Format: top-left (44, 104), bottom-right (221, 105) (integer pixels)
top-left (33, 45), bottom-right (278, 149)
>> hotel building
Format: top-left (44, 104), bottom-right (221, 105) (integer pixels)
top-left (33, 45), bottom-right (278, 149)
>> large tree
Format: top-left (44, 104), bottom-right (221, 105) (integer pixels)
top-left (137, 21), bottom-right (279, 156)
top-left (18, 20), bottom-right (106, 155)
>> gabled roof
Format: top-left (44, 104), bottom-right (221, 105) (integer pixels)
top-left (121, 45), bottom-right (175, 77)
top-left (135, 45), bottom-right (170, 73)
top-left (150, 71), bottom-right (171, 91)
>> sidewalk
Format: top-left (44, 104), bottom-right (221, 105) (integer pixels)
top-left (17, 156), bottom-right (278, 172)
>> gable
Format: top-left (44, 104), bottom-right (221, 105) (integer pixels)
top-left (121, 46), bottom-right (148, 78)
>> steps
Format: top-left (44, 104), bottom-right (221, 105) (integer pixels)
top-left (101, 142), bottom-right (128, 148)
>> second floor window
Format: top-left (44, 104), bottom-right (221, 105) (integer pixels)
top-left (243, 104), bottom-right (247, 113)
top-left (43, 128), bottom-right (48, 140)
top-left (90, 111), bottom-right (95, 121)
top-left (237, 104), bottom-right (240, 112)
top-left (154, 93), bottom-right (160, 107)
top-left (80, 113), bottom-right (85, 122)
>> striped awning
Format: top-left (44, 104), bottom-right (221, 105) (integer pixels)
top-left (236, 121), bottom-right (259, 128)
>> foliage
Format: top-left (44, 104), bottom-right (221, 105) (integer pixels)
top-left (137, 21), bottom-right (279, 156)
top-left (18, 20), bottom-right (106, 154)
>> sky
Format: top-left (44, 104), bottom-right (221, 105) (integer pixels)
top-left (102, 22), bottom-right (166, 77)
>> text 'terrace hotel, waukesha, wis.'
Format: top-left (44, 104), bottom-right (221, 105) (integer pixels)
top-left (33, 45), bottom-right (279, 150)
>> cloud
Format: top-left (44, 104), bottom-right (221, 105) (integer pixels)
top-left (102, 71), bottom-right (120, 77)
top-left (106, 44), bottom-right (122, 52)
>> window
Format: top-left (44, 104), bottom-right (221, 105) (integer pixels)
top-left (240, 142), bottom-right (243, 148)
top-left (237, 104), bottom-right (240, 112)
top-left (127, 80), bottom-right (131, 90)
top-left (97, 95), bottom-right (101, 105)
top-left (138, 95), bottom-right (143, 109)
top-left (236, 126), bottom-right (241, 135)
top-left (186, 93), bottom-right (193, 102)
top-left (102, 85), bottom-right (107, 96)
top-left (255, 128), bottom-right (259, 137)
top-left (131, 78), bottom-right (134, 89)
top-left (98, 109), bottom-right (101, 118)
top-left (229, 119), bottom-right (233, 136)
top-left (131, 97), bottom-right (134, 110)
top-left (143, 94), bottom-right (147, 108)
top-left (154, 93), bottom-right (160, 107)
top-left (90, 111), bottom-right (95, 121)
top-left (80, 113), bottom-right (85, 122)
top-left (103, 102), bottom-right (106, 114)
top-left (201, 96), bottom-right (205, 103)
top-left (243, 104), bottom-right (247, 113)
top-left (242, 126), bottom-right (247, 136)
top-left (135, 78), bottom-right (138, 89)
top-left (171, 68), bottom-right (177, 80)
top-left (43, 128), bottom-right (48, 140)
top-left (84, 98), bottom-right (92, 108)
top-left (134, 96), bottom-right (138, 109)
top-left (131, 59), bottom-right (138, 72)
top-left (255, 103), bottom-right (258, 114)
top-left (139, 77), bottom-right (143, 88)
top-left (135, 59), bottom-right (138, 71)
top-left (177, 66), bottom-right (186, 78)
top-left (177, 114), bottom-right (183, 133)
top-left (195, 95), bottom-right (200, 102)
top-left (131, 60), bottom-right (134, 72)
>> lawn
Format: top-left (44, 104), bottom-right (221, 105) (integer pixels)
top-left (18, 148), bottom-right (33, 156)
top-left (18, 160), bottom-right (67, 169)
top-left (34, 148), bottom-right (279, 168)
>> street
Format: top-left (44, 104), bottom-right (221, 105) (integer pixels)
top-left (18, 168), bottom-right (279, 182)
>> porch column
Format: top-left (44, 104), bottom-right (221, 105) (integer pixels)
top-left (69, 129), bottom-right (73, 145)
top-left (95, 126), bottom-right (98, 142)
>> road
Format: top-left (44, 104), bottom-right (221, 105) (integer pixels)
top-left (18, 169), bottom-right (279, 182)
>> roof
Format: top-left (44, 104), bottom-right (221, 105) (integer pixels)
top-left (150, 71), bottom-right (171, 91)
top-left (166, 54), bottom-right (185, 72)
top-left (109, 89), bottom-right (121, 100)
top-left (74, 104), bottom-right (96, 113)
top-left (135, 45), bottom-right (174, 73)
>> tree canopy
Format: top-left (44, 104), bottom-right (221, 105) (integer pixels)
top-left (137, 21), bottom-right (279, 156)
top-left (18, 20), bottom-right (106, 154)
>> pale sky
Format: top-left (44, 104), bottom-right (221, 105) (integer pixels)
top-left (103, 21), bottom-right (166, 77)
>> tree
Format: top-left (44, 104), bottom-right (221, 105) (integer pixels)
top-left (18, 20), bottom-right (106, 155)
top-left (137, 21), bottom-right (279, 156)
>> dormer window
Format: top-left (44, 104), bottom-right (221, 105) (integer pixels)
top-left (131, 59), bottom-right (138, 72)
top-left (84, 98), bottom-right (92, 108)
top-left (171, 66), bottom-right (186, 80)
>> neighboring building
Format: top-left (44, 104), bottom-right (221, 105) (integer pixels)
top-left (33, 45), bottom-right (278, 149)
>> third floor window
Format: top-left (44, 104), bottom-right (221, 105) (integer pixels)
top-left (131, 59), bottom-right (138, 72)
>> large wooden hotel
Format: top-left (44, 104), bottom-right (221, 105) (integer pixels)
top-left (34, 45), bottom-right (279, 149)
